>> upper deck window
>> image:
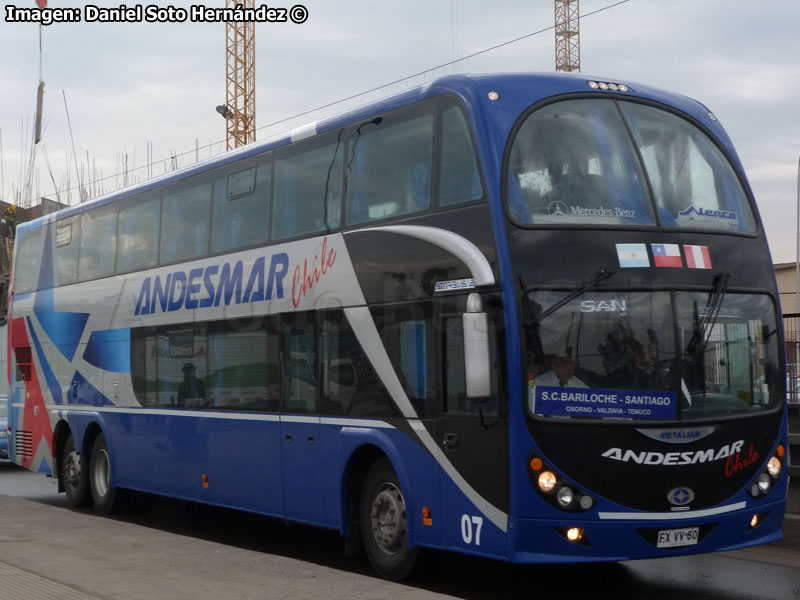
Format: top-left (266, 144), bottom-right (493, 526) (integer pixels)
top-left (507, 99), bottom-right (755, 232)
top-left (619, 103), bottom-right (755, 232)
top-left (346, 113), bottom-right (434, 225)
top-left (507, 99), bottom-right (654, 226)
top-left (13, 228), bottom-right (42, 294)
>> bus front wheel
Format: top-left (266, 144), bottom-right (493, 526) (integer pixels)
top-left (89, 433), bottom-right (121, 514)
top-left (360, 459), bottom-right (418, 580)
top-left (62, 433), bottom-right (90, 507)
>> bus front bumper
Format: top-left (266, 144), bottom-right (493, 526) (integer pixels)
top-left (508, 500), bottom-right (784, 564)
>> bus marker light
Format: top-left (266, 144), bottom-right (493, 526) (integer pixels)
top-left (422, 506), bottom-right (432, 526)
top-left (588, 81), bottom-right (599, 89)
top-left (538, 471), bottom-right (557, 493)
top-left (618, 84), bottom-right (629, 92)
top-left (488, 91), bottom-right (500, 101)
top-left (776, 444), bottom-right (785, 458)
top-left (598, 82), bottom-right (609, 90)
top-left (767, 457), bottom-right (781, 477)
top-left (202, 474), bottom-right (209, 489)
top-left (608, 83), bottom-right (619, 91)
top-left (529, 457), bottom-right (543, 472)
top-left (566, 528), bottom-right (584, 542)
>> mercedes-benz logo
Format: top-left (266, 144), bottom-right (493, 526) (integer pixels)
top-left (548, 200), bottom-right (568, 216)
top-left (667, 487), bottom-right (695, 506)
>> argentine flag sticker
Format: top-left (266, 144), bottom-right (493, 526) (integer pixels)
top-left (616, 243), bottom-right (650, 268)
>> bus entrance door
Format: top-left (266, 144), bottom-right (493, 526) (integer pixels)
top-left (438, 312), bottom-right (508, 551)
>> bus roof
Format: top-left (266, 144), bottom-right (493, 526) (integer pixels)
top-left (16, 72), bottom-right (728, 238)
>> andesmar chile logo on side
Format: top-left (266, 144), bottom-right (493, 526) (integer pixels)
top-left (133, 235), bottom-right (339, 316)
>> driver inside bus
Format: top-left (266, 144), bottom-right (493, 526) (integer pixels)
top-left (536, 351), bottom-right (588, 388)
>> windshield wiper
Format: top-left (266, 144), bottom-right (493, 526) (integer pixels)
top-left (684, 271), bottom-right (731, 397)
top-left (538, 268), bottom-right (616, 321)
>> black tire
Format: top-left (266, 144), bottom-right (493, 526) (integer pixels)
top-left (62, 433), bottom-right (91, 507)
top-left (360, 459), bottom-right (418, 580)
top-left (89, 433), bottom-right (121, 514)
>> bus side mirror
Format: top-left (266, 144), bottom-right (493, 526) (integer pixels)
top-left (463, 293), bottom-right (491, 399)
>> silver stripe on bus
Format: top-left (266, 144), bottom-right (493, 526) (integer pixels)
top-left (320, 417), bottom-right (395, 429)
top-left (344, 306), bottom-right (508, 533)
top-left (598, 501), bottom-right (747, 521)
top-left (48, 405), bottom-right (395, 430)
top-left (347, 225), bottom-right (495, 287)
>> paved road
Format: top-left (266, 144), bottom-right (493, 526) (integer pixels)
top-left (0, 460), bottom-right (798, 599)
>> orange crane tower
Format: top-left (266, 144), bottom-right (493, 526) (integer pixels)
top-left (554, 0), bottom-right (580, 72)
top-left (221, 0), bottom-right (256, 149)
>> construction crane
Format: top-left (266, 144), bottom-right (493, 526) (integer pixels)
top-left (218, 0), bottom-right (256, 149)
top-left (554, 0), bottom-right (580, 72)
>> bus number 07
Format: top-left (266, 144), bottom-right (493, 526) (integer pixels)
top-left (461, 514), bottom-right (483, 545)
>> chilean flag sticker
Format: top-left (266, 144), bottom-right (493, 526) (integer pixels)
top-left (684, 244), bottom-right (713, 269)
top-left (651, 243), bottom-right (683, 268)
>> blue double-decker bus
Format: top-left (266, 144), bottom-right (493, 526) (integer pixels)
top-left (8, 73), bottom-right (788, 579)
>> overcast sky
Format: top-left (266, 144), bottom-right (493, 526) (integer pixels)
top-left (1, 0), bottom-right (799, 262)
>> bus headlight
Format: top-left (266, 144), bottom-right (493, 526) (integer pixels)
top-left (767, 457), bottom-right (781, 478)
top-left (538, 471), bottom-right (557, 493)
top-left (756, 472), bottom-right (771, 494)
top-left (557, 486), bottom-right (574, 508)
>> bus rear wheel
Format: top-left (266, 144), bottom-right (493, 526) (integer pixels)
top-left (360, 459), bottom-right (418, 580)
top-left (89, 433), bottom-right (121, 514)
top-left (62, 433), bottom-right (90, 507)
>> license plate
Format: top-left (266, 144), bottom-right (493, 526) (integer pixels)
top-left (657, 526), bottom-right (699, 548)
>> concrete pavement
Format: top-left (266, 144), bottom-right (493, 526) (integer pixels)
top-left (0, 493), bottom-right (796, 600)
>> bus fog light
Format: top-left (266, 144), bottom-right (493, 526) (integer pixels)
top-left (538, 471), bottom-right (557, 493)
top-left (757, 473), bottom-right (771, 493)
top-left (579, 495), bottom-right (594, 510)
top-left (566, 527), bottom-right (584, 542)
top-left (767, 457), bottom-right (781, 477)
top-left (750, 514), bottom-right (759, 529)
top-left (557, 486), bottom-right (574, 507)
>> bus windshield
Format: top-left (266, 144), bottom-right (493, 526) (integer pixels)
top-left (525, 290), bottom-right (780, 420)
top-left (507, 99), bottom-right (756, 232)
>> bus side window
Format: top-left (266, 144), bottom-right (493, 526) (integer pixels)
top-left (205, 318), bottom-right (277, 412)
top-left (372, 304), bottom-right (433, 418)
top-left (346, 112), bottom-right (434, 225)
top-left (272, 133), bottom-right (342, 241)
top-left (280, 312), bottom-right (318, 414)
top-left (319, 310), bottom-right (396, 418)
top-left (160, 177), bottom-right (212, 264)
top-left (117, 193), bottom-right (160, 273)
top-left (54, 218), bottom-right (79, 286)
top-left (79, 206), bottom-right (118, 281)
top-left (439, 104), bottom-right (483, 206)
top-left (13, 228), bottom-right (42, 294)
top-left (211, 154), bottom-right (271, 253)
